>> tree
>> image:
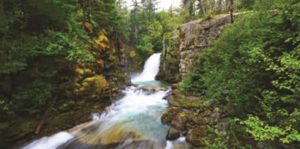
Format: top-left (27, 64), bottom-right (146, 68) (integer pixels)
top-left (129, 0), bottom-right (141, 45)
top-left (181, 0), bottom-right (300, 145)
top-left (183, 0), bottom-right (195, 16)
top-left (197, 0), bottom-right (206, 15)
top-left (141, 0), bottom-right (158, 20)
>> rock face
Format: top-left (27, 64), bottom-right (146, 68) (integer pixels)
top-left (186, 126), bottom-right (208, 147)
top-left (166, 127), bottom-right (180, 140)
top-left (179, 14), bottom-right (235, 79)
top-left (157, 42), bottom-right (181, 83)
top-left (160, 14), bottom-right (239, 148)
top-left (162, 89), bottom-right (229, 147)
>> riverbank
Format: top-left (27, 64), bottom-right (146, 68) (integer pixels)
top-left (0, 93), bottom-right (116, 149)
top-left (161, 85), bottom-right (233, 148)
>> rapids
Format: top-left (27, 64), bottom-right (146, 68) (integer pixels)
top-left (22, 53), bottom-right (188, 149)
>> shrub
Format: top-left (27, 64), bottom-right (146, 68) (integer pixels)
top-left (181, 0), bottom-right (300, 144)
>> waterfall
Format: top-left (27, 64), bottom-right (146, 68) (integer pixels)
top-left (22, 53), bottom-right (188, 149)
top-left (131, 53), bottom-right (161, 83)
top-left (23, 132), bottom-right (74, 149)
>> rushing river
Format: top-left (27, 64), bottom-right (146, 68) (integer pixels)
top-left (22, 53), bottom-right (187, 149)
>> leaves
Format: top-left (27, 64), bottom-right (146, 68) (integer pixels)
top-left (240, 116), bottom-right (285, 141)
top-left (181, 0), bottom-right (300, 145)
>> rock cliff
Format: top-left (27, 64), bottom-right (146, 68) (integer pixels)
top-left (179, 14), bottom-right (235, 79)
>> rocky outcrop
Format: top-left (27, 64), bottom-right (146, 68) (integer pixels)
top-left (179, 14), bottom-right (235, 79)
top-left (166, 127), bottom-right (180, 140)
top-left (157, 53), bottom-right (181, 83)
top-left (157, 34), bottom-right (181, 83)
top-left (162, 88), bottom-right (230, 147)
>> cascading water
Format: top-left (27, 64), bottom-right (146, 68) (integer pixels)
top-left (22, 53), bottom-right (187, 149)
top-left (131, 53), bottom-right (161, 83)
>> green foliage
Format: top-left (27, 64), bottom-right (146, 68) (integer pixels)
top-left (137, 35), bottom-right (154, 55)
top-left (239, 116), bottom-right (286, 141)
top-left (46, 31), bottom-right (94, 63)
top-left (204, 126), bottom-right (228, 149)
top-left (0, 0), bottom-right (117, 116)
top-left (13, 80), bottom-right (55, 115)
top-left (0, 0), bottom-right (128, 116)
top-left (125, 1), bottom-right (183, 56)
top-left (239, 116), bottom-right (300, 143)
top-left (181, 0), bottom-right (300, 145)
top-left (180, 66), bottom-right (206, 96)
top-left (93, 0), bottom-right (122, 32)
top-left (0, 99), bottom-right (11, 113)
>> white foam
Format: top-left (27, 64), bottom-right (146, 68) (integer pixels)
top-left (131, 53), bottom-right (161, 83)
top-left (22, 132), bottom-right (74, 149)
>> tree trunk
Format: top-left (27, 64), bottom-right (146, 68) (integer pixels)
top-left (162, 34), bottom-right (166, 72)
top-left (230, 0), bottom-right (234, 23)
top-left (217, 0), bottom-right (223, 13)
top-left (198, 0), bottom-right (205, 15)
top-left (34, 100), bottom-right (55, 135)
top-left (183, 0), bottom-right (194, 16)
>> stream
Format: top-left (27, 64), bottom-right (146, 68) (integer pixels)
top-left (22, 53), bottom-right (188, 149)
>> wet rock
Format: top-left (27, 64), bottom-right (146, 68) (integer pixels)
top-left (171, 83), bottom-right (179, 89)
top-left (171, 89), bottom-right (183, 98)
top-left (161, 107), bottom-right (181, 124)
top-left (193, 116), bottom-right (210, 125)
top-left (170, 111), bottom-right (189, 130)
top-left (166, 127), bottom-right (180, 140)
top-left (186, 126), bottom-right (208, 147)
top-left (166, 95), bottom-right (174, 101)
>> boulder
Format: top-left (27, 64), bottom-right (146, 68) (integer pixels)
top-left (161, 107), bottom-right (181, 124)
top-left (166, 127), bottom-right (180, 140)
top-left (186, 125), bottom-right (208, 147)
top-left (170, 111), bottom-right (190, 130)
top-left (192, 116), bottom-right (210, 125)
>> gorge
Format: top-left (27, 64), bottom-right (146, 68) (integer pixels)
top-left (1, 1), bottom-right (299, 149)
top-left (22, 53), bottom-right (188, 149)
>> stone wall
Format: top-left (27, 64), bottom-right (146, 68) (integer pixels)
top-left (179, 14), bottom-right (234, 79)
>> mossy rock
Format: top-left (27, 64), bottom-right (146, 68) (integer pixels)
top-left (169, 96), bottom-right (206, 109)
top-left (170, 111), bottom-right (191, 131)
top-left (75, 67), bottom-right (94, 76)
top-left (161, 107), bottom-right (181, 124)
top-left (186, 125), bottom-right (208, 147)
top-left (166, 127), bottom-right (180, 140)
top-left (78, 75), bottom-right (108, 95)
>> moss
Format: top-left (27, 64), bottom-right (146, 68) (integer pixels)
top-left (108, 54), bottom-right (118, 63)
top-left (79, 75), bottom-right (108, 94)
top-left (19, 121), bottom-right (35, 132)
top-left (186, 125), bottom-right (208, 146)
top-left (93, 75), bottom-right (109, 91)
top-left (169, 97), bottom-right (206, 109)
top-left (161, 107), bottom-right (181, 124)
top-left (96, 59), bottom-right (105, 69)
top-left (75, 67), bottom-right (93, 75)
top-left (0, 122), bottom-right (10, 129)
top-left (94, 31), bottom-right (110, 49)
